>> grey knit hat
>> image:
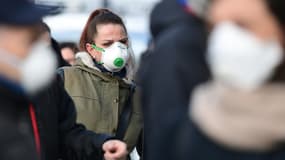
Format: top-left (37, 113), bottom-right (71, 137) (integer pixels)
top-left (187, 0), bottom-right (211, 18)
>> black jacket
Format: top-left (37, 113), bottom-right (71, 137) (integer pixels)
top-left (0, 79), bottom-right (38, 160)
top-left (51, 38), bottom-right (70, 68)
top-left (139, 0), bottom-right (285, 160)
top-left (138, 0), bottom-right (210, 159)
top-left (32, 75), bottom-right (111, 160)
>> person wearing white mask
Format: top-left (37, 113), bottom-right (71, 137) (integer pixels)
top-left (189, 0), bottom-right (285, 159)
top-left (0, 1), bottom-right (130, 160)
top-left (58, 9), bottom-right (142, 159)
top-left (0, 0), bottom-right (59, 159)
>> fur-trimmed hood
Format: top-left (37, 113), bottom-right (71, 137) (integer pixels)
top-left (75, 51), bottom-right (136, 84)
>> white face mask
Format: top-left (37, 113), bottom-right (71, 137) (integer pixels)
top-left (207, 22), bottom-right (284, 91)
top-left (92, 42), bottom-right (130, 72)
top-left (0, 41), bottom-right (57, 94)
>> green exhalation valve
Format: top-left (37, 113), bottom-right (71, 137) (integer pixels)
top-left (113, 58), bottom-right (124, 67)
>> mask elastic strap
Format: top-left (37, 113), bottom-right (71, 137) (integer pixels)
top-left (91, 44), bottom-right (105, 52)
top-left (91, 44), bottom-right (104, 65)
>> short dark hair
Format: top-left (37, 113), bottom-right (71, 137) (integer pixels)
top-left (39, 21), bottom-right (51, 34)
top-left (266, 0), bottom-right (285, 25)
top-left (265, 0), bottom-right (285, 82)
top-left (59, 42), bottom-right (79, 54)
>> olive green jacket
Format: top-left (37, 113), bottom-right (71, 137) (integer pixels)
top-left (61, 52), bottom-right (142, 151)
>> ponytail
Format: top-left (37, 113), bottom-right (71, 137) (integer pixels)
top-left (79, 9), bottom-right (127, 51)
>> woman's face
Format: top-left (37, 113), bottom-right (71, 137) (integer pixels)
top-left (208, 0), bottom-right (284, 44)
top-left (86, 23), bottom-right (128, 62)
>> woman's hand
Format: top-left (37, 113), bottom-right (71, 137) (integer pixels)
top-left (103, 140), bottom-right (128, 160)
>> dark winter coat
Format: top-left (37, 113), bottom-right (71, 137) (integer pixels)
top-left (138, 0), bottom-right (210, 159)
top-left (0, 79), bottom-right (38, 160)
top-left (32, 74), bottom-right (112, 160)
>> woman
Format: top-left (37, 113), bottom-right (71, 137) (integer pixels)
top-left (189, 0), bottom-right (285, 159)
top-left (59, 9), bottom-right (142, 154)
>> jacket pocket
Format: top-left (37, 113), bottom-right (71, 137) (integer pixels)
top-left (71, 96), bottom-right (109, 133)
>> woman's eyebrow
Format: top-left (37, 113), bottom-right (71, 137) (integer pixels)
top-left (102, 39), bottom-right (114, 42)
top-left (101, 37), bottom-right (128, 42)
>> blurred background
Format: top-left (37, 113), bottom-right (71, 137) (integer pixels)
top-left (36, 0), bottom-right (161, 61)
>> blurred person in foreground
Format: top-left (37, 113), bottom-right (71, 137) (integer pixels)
top-left (60, 42), bottom-right (79, 65)
top-left (0, 1), bottom-right (129, 160)
top-left (189, 0), bottom-right (285, 159)
top-left (137, 0), bottom-right (210, 159)
top-left (0, 0), bottom-right (60, 159)
top-left (58, 8), bottom-right (142, 158)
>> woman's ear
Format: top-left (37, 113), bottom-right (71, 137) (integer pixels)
top-left (86, 43), bottom-right (97, 59)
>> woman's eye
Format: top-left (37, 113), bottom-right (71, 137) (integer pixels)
top-left (120, 40), bottom-right (128, 44)
top-left (103, 42), bottom-right (112, 47)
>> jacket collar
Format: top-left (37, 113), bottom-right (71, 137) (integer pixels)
top-left (0, 75), bottom-right (29, 105)
top-left (75, 52), bottom-right (134, 85)
top-left (93, 60), bottom-right (127, 79)
top-left (0, 75), bottom-right (26, 96)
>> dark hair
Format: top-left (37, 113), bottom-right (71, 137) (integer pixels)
top-left (266, 0), bottom-right (285, 25)
top-left (79, 8), bottom-right (127, 51)
top-left (265, 0), bottom-right (285, 82)
top-left (39, 21), bottom-right (51, 34)
top-left (59, 42), bottom-right (79, 54)
top-left (51, 38), bottom-right (70, 67)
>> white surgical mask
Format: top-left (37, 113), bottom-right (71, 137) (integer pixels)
top-left (0, 41), bottom-right (57, 94)
top-left (92, 42), bottom-right (130, 72)
top-left (207, 22), bottom-right (283, 91)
